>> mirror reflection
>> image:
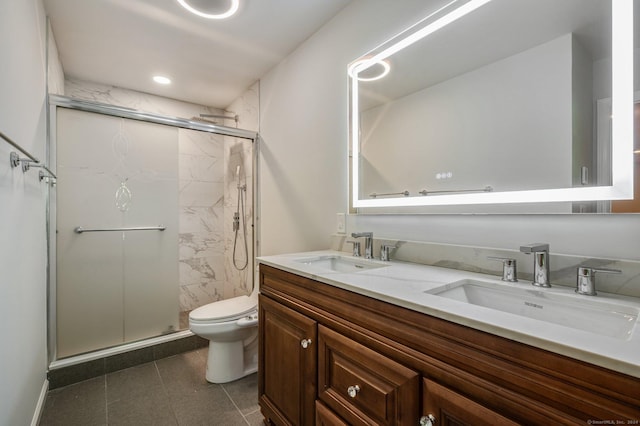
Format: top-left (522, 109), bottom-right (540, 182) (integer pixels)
top-left (350, 0), bottom-right (635, 213)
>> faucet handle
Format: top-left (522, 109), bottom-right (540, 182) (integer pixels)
top-left (488, 256), bottom-right (518, 282)
top-left (380, 244), bottom-right (396, 262)
top-left (576, 266), bottom-right (621, 296)
top-left (347, 240), bottom-right (361, 257)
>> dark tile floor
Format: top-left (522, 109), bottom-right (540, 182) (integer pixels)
top-left (39, 348), bottom-right (263, 426)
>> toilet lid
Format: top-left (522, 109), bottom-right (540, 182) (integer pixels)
top-left (189, 295), bottom-right (256, 322)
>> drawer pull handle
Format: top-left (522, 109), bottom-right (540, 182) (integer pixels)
top-left (420, 414), bottom-right (436, 426)
top-left (347, 385), bottom-right (360, 398)
top-left (300, 338), bottom-right (312, 349)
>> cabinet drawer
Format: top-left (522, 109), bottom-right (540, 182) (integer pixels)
top-left (318, 325), bottom-right (419, 426)
top-left (423, 378), bottom-right (519, 426)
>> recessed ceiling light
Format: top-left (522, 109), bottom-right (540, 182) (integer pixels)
top-left (177, 0), bottom-right (239, 20)
top-left (153, 75), bottom-right (172, 85)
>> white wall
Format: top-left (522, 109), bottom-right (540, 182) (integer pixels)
top-left (259, 0), bottom-right (438, 255)
top-left (0, 0), bottom-right (49, 425)
top-left (258, 0), bottom-right (640, 263)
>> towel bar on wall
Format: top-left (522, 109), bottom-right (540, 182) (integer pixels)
top-left (73, 225), bottom-right (167, 234)
top-left (74, 226), bottom-right (167, 234)
top-left (2, 130), bottom-right (57, 181)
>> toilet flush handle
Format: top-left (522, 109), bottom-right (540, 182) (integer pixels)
top-left (236, 313), bottom-right (258, 327)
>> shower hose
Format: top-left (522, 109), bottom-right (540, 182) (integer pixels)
top-left (233, 184), bottom-right (248, 271)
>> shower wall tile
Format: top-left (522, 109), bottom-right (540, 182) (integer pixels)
top-left (178, 128), bottom-right (228, 312)
top-left (179, 232), bottom-right (224, 260)
top-left (179, 129), bottom-right (224, 157)
top-left (179, 154), bottom-right (224, 183)
top-left (226, 81), bottom-right (260, 132)
top-left (179, 255), bottom-right (224, 286)
top-left (179, 207), bottom-right (221, 234)
top-left (224, 260), bottom-right (252, 297)
top-left (223, 135), bottom-right (255, 299)
top-left (179, 282), bottom-right (224, 312)
top-left (65, 78), bottom-right (225, 119)
top-left (179, 181), bottom-right (224, 208)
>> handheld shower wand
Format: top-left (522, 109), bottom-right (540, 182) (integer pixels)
top-left (233, 166), bottom-right (241, 232)
top-left (233, 165), bottom-right (248, 270)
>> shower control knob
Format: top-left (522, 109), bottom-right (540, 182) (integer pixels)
top-left (300, 338), bottom-right (312, 349)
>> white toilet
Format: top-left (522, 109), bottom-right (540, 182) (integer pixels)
top-left (189, 288), bottom-right (259, 383)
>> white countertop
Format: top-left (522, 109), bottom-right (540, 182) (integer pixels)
top-left (258, 250), bottom-right (640, 378)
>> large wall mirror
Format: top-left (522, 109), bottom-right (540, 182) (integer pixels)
top-left (349, 0), bottom-right (636, 213)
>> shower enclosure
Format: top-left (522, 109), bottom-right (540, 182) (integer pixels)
top-left (47, 95), bottom-right (257, 362)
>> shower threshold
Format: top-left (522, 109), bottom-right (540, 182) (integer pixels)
top-left (48, 330), bottom-right (207, 389)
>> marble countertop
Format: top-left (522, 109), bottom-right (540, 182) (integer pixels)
top-left (258, 250), bottom-right (640, 378)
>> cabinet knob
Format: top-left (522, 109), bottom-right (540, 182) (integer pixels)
top-left (420, 414), bottom-right (436, 426)
top-left (347, 385), bottom-right (360, 398)
top-left (300, 338), bottom-right (312, 349)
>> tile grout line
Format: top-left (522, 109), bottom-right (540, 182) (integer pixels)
top-left (220, 383), bottom-right (251, 426)
top-left (154, 360), bottom-right (181, 425)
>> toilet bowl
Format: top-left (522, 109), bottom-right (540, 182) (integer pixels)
top-left (189, 290), bottom-right (258, 383)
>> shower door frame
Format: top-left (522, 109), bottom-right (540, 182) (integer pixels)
top-left (47, 94), bottom-right (260, 367)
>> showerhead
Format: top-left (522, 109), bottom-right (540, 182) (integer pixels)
top-left (199, 113), bottom-right (239, 126)
top-left (190, 116), bottom-right (219, 125)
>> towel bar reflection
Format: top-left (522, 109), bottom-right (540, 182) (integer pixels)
top-left (74, 225), bottom-right (166, 234)
top-left (369, 190), bottom-right (410, 198)
top-left (419, 186), bottom-right (493, 195)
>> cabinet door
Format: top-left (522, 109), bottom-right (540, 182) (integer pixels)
top-left (318, 325), bottom-right (419, 426)
top-left (422, 378), bottom-right (519, 426)
top-left (259, 295), bottom-right (317, 426)
top-left (316, 401), bottom-right (349, 426)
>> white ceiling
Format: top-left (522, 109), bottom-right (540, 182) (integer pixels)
top-left (43, 0), bottom-right (352, 108)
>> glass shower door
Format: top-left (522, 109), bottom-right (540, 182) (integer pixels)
top-left (55, 108), bottom-right (179, 358)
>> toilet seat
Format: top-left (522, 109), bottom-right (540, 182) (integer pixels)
top-left (189, 295), bottom-right (257, 323)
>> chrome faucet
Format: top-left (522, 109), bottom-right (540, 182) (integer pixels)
top-left (351, 232), bottom-right (373, 259)
top-left (519, 243), bottom-right (551, 287)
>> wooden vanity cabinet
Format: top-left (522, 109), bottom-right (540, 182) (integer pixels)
top-left (258, 264), bottom-right (640, 426)
top-left (259, 295), bottom-right (317, 425)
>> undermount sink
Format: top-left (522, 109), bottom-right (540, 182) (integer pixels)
top-left (426, 279), bottom-right (638, 340)
top-left (294, 255), bottom-right (388, 273)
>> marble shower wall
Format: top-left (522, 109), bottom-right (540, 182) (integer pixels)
top-left (224, 82), bottom-right (259, 299)
top-left (61, 78), bottom-right (259, 312)
top-left (223, 136), bottom-right (254, 298)
top-left (178, 129), bottom-right (226, 311)
top-left (65, 78), bottom-right (220, 119)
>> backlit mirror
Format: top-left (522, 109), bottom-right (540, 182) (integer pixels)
top-left (350, 0), bottom-right (634, 213)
